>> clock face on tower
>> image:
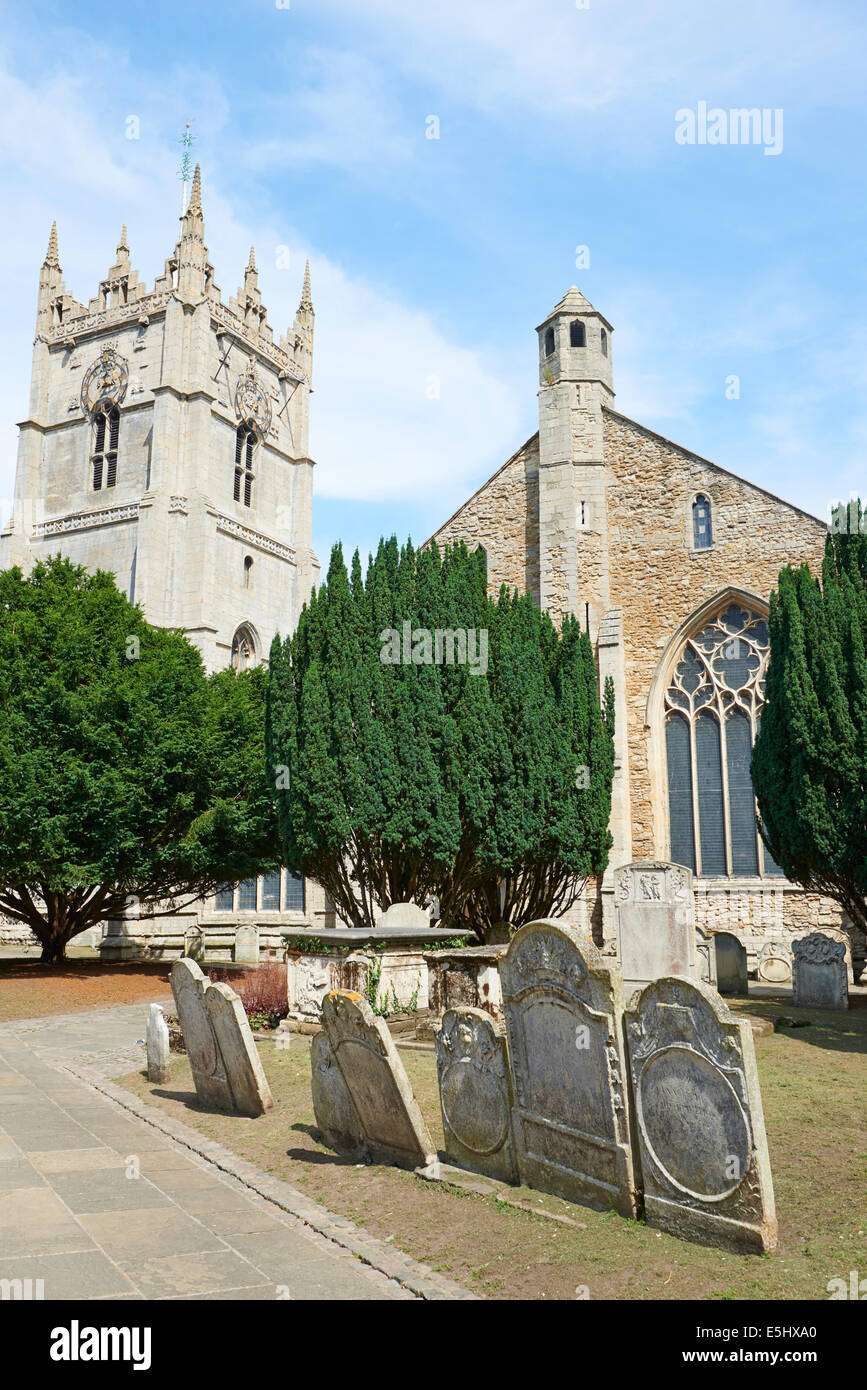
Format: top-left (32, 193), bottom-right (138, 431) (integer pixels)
top-left (80, 345), bottom-right (129, 416)
top-left (234, 359), bottom-right (272, 440)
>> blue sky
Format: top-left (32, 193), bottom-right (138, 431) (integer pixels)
top-left (1, 0), bottom-right (866, 571)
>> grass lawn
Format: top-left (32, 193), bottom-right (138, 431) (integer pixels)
top-left (116, 993), bottom-right (867, 1301)
top-left (0, 957), bottom-right (173, 1023)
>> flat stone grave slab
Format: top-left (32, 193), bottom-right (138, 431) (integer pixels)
top-left (434, 1007), bottom-right (517, 1184)
top-left (320, 991), bottom-right (436, 1169)
top-left (792, 932), bottom-right (848, 1010)
top-left (624, 975), bottom-right (777, 1254)
top-left (500, 919), bottom-right (638, 1218)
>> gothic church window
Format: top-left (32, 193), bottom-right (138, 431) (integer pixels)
top-left (231, 625), bottom-right (256, 672)
top-left (234, 425), bottom-right (255, 506)
top-left (600, 328), bottom-right (608, 356)
top-left (544, 327), bottom-right (555, 356)
top-left (693, 494), bottom-right (712, 549)
top-left (664, 602), bottom-right (784, 878)
top-left (570, 319), bottom-right (586, 347)
top-left (92, 407), bottom-right (119, 490)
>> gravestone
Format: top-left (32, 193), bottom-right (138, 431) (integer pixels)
top-left (377, 902), bottom-right (430, 931)
top-left (183, 926), bottom-right (204, 962)
top-left (792, 932), bottom-right (848, 1011)
top-left (695, 926), bottom-right (717, 988)
top-left (203, 982), bottom-right (274, 1116)
top-left (170, 958), bottom-right (273, 1116)
top-left (146, 1003), bottom-right (170, 1085)
top-left (500, 920), bottom-right (638, 1217)
top-left (310, 1031), bottom-right (365, 1156)
top-left (624, 976), bottom-right (777, 1254)
top-left (234, 924), bottom-right (259, 965)
top-left (614, 861), bottom-right (695, 994)
top-left (756, 940), bottom-right (791, 984)
top-left (320, 991), bottom-right (436, 1169)
top-left (715, 932), bottom-right (749, 996)
top-left (434, 1007), bottom-right (517, 1184)
top-left (171, 958), bottom-right (233, 1111)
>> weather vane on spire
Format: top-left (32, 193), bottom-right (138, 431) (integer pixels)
top-left (179, 121), bottom-right (196, 214)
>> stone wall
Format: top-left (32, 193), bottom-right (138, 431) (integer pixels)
top-left (432, 435), bottom-right (540, 601)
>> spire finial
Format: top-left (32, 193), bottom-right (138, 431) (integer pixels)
top-left (247, 245), bottom-right (257, 272)
top-left (44, 221), bottom-right (60, 269)
top-left (117, 224), bottom-right (129, 254)
top-left (188, 163), bottom-right (202, 212)
top-left (300, 258), bottom-right (312, 308)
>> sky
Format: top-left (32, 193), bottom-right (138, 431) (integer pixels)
top-left (1, 0), bottom-right (866, 571)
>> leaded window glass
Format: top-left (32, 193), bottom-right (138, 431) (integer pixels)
top-left (664, 602), bottom-right (783, 877)
top-left (284, 872), bottom-right (305, 912)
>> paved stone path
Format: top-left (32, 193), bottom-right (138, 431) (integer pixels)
top-left (0, 1002), bottom-right (473, 1301)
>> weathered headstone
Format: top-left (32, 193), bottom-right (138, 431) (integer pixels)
top-left (614, 861), bottom-right (695, 993)
top-left (715, 932), bottom-right (748, 996)
top-left (320, 991), bottom-right (436, 1169)
top-left (184, 926), bottom-right (205, 962)
top-left (792, 932), bottom-right (848, 1011)
top-left (695, 926), bottom-right (717, 987)
top-left (234, 924), bottom-right (259, 965)
top-left (170, 958), bottom-right (273, 1116)
top-left (310, 1031), bottom-right (366, 1156)
top-left (625, 976), bottom-right (777, 1253)
top-left (377, 902), bottom-right (430, 931)
top-left (434, 1007), bottom-right (517, 1184)
top-left (146, 1003), bottom-right (170, 1085)
top-left (500, 920), bottom-right (638, 1217)
top-left (171, 958), bottom-right (233, 1111)
top-left (756, 939), bottom-right (791, 984)
top-left (203, 982), bottom-right (274, 1116)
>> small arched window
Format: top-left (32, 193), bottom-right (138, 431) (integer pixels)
top-left (92, 407), bottom-right (119, 491)
top-left (569, 319), bottom-right (585, 347)
top-left (544, 327), bottom-right (555, 357)
top-left (243, 555), bottom-right (253, 588)
top-left (600, 328), bottom-right (608, 357)
top-left (234, 425), bottom-right (255, 507)
top-left (693, 494), bottom-right (712, 549)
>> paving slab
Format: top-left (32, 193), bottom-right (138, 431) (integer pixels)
top-left (0, 1003), bottom-right (474, 1301)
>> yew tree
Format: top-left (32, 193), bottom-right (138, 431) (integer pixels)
top-left (0, 557), bottom-right (280, 962)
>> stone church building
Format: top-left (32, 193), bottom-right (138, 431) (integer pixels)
top-left (0, 174), bottom-right (860, 979)
top-left (0, 167), bottom-right (330, 954)
top-left (433, 285), bottom-right (862, 979)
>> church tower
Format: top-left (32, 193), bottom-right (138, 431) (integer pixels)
top-left (1, 167), bottom-right (319, 672)
top-left (536, 285), bottom-right (614, 635)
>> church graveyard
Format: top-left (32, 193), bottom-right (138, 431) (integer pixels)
top-left (170, 957), bottom-right (274, 1116)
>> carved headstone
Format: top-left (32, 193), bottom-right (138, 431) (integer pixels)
top-left (434, 1007), bottom-right (517, 1183)
top-left (146, 1003), bottom-right (170, 1085)
top-left (695, 926), bottom-right (717, 987)
top-left (320, 991), bottom-right (436, 1169)
top-left (614, 861), bottom-right (695, 993)
top-left (203, 982), bottom-right (274, 1116)
top-left (170, 958), bottom-right (273, 1116)
top-left (715, 932), bottom-right (749, 996)
top-left (625, 976), bottom-right (777, 1254)
top-left (234, 924), bottom-right (259, 965)
top-left (500, 920), bottom-right (638, 1217)
top-left (310, 1031), bottom-right (366, 1156)
top-left (792, 932), bottom-right (848, 1011)
top-left (756, 940), bottom-right (791, 984)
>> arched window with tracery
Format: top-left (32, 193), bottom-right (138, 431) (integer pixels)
top-left (664, 601), bottom-right (783, 878)
top-left (231, 625), bottom-right (256, 672)
top-left (234, 425), bottom-right (255, 506)
top-left (92, 407), bottom-right (119, 491)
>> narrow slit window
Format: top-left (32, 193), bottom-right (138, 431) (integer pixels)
top-left (693, 494), bottom-right (712, 549)
top-left (235, 425), bottom-right (255, 506)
